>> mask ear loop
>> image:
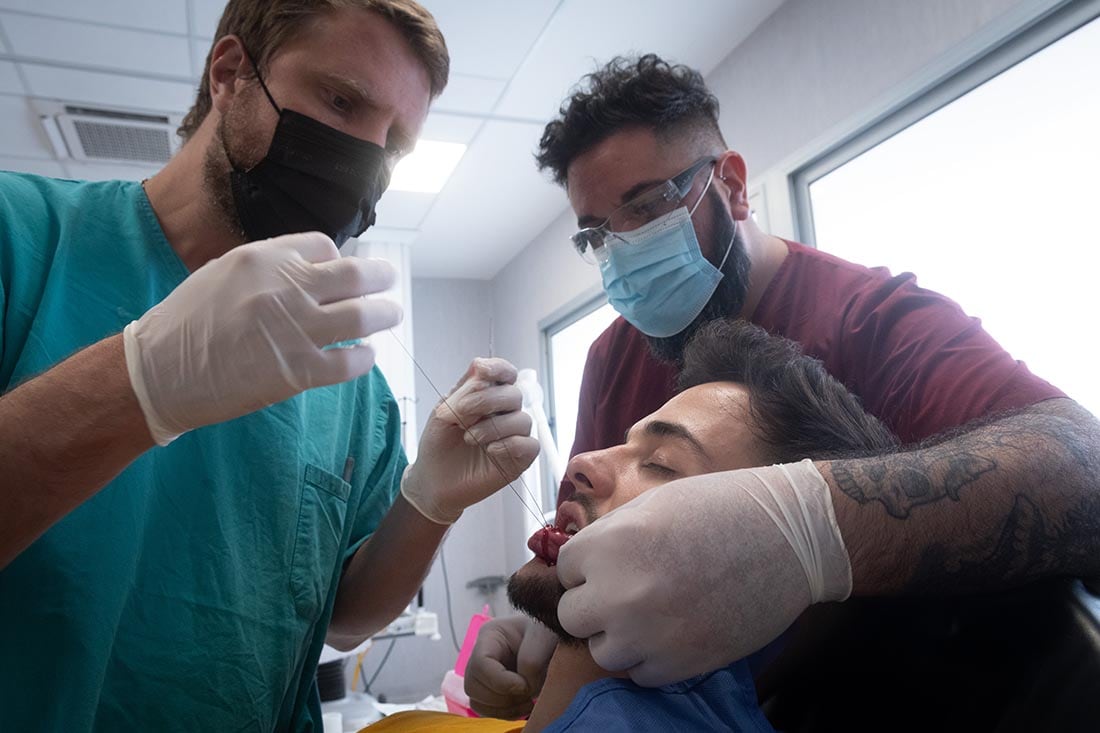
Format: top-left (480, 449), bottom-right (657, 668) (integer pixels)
top-left (715, 220), bottom-right (736, 272)
top-left (240, 44), bottom-right (282, 114)
top-left (221, 45), bottom-right (281, 177)
top-left (688, 164), bottom-right (717, 218)
top-left (689, 162), bottom-right (734, 272)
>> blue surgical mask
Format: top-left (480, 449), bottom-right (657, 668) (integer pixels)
top-left (599, 194), bottom-right (732, 338)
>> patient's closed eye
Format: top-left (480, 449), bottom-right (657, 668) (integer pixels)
top-left (642, 462), bottom-right (677, 477)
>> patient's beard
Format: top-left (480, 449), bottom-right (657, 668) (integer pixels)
top-left (508, 496), bottom-right (599, 647)
top-left (646, 189), bottom-right (751, 366)
top-left (506, 571), bottom-right (581, 646)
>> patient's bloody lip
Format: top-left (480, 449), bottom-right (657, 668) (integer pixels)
top-left (527, 525), bottom-right (570, 565)
top-left (527, 500), bottom-right (588, 565)
top-left (554, 501), bottom-right (587, 534)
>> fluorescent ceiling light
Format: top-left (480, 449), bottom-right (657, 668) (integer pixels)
top-left (388, 140), bottom-right (466, 193)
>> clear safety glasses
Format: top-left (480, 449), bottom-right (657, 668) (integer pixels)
top-left (570, 156), bottom-right (717, 264)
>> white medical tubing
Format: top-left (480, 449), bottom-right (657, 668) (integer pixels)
top-left (517, 369), bottom-right (566, 487)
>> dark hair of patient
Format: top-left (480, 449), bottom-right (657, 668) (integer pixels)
top-left (678, 319), bottom-right (899, 462)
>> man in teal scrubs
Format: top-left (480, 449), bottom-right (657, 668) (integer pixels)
top-left (0, 2), bottom-right (535, 730)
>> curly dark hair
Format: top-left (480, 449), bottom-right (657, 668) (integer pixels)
top-left (536, 54), bottom-right (726, 185)
top-left (678, 319), bottom-right (899, 463)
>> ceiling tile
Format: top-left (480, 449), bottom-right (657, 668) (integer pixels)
top-left (190, 0), bottom-right (226, 40)
top-left (0, 95), bottom-right (56, 159)
top-left (420, 111), bottom-right (484, 146)
top-left (191, 39), bottom-right (210, 79)
top-left (0, 1), bottom-right (187, 34)
top-left (0, 0), bottom-right (789, 282)
top-left (425, 0), bottom-right (559, 79)
top-left (0, 61), bottom-right (24, 94)
top-left (411, 119), bottom-right (568, 279)
top-left (494, 0), bottom-right (785, 121)
top-left (21, 63), bottom-right (196, 112)
top-left (2, 13), bottom-right (191, 78)
top-left (0, 156), bottom-right (65, 178)
top-left (432, 73), bottom-right (506, 116)
top-left (358, 226), bottom-right (418, 245)
top-left (374, 190), bottom-right (436, 230)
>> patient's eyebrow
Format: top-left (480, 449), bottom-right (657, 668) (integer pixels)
top-left (625, 420), bottom-right (711, 461)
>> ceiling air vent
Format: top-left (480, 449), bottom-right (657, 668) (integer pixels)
top-left (32, 99), bottom-right (183, 166)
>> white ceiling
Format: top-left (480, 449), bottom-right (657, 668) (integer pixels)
top-left (0, 0), bottom-right (786, 279)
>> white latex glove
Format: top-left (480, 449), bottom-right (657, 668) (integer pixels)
top-left (556, 459), bottom-right (851, 687)
top-left (464, 615), bottom-right (558, 719)
top-left (401, 358), bottom-right (540, 525)
top-left (124, 232), bottom-right (401, 445)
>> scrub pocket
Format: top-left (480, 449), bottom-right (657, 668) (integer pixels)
top-left (289, 464), bottom-right (352, 619)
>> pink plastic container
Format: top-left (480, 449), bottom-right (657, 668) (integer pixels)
top-left (442, 605), bottom-right (493, 717)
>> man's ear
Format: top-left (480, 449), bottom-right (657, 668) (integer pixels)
top-left (716, 151), bottom-right (751, 221)
top-left (208, 35), bottom-right (250, 116)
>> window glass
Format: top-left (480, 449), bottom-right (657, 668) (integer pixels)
top-left (808, 16), bottom-right (1100, 416)
top-left (545, 302), bottom-right (619, 501)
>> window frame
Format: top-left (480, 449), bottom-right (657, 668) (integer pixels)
top-left (538, 288), bottom-right (614, 512)
top-left (789, 0), bottom-right (1100, 245)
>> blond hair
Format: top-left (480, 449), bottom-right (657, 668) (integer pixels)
top-left (179, 0), bottom-right (448, 142)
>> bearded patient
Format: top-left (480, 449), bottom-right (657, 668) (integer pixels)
top-left (364, 319), bottom-right (898, 733)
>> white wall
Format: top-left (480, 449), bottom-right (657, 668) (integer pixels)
top-left (365, 278), bottom-right (511, 702)
top-left (709, 0), bottom-right (1055, 237)
top-left (706, 0), bottom-right (1039, 177)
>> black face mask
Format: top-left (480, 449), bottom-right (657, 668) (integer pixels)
top-left (226, 58), bottom-right (390, 247)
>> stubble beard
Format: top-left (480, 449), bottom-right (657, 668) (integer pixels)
top-left (200, 90), bottom-right (267, 243)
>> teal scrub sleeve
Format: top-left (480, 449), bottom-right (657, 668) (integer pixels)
top-left (1, 177), bottom-right (14, 378)
top-left (0, 243), bottom-right (6, 370)
top-left (0, 173), bottom-right (54, 389)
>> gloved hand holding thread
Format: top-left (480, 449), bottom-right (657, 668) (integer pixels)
top-left (556, 459), bottom-right (851, 687)
top-left (401, 358), bottom-right (540, 525)
top-left (124, 231), bottom-right (402, 445)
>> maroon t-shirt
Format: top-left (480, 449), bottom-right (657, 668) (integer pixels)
top-left (559, 241), bottom-right (1064, 504)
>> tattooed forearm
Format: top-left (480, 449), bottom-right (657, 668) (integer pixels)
top-left (910, 488), bottom-right (1100, 593)
top-left (827, 398), bottom-right (1100, 593)
top-left (831, 449), bottom-right (995, 519)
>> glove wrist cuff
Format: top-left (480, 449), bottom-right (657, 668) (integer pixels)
top-left (123, 321), bottom-right (181, 447)
top-left (400, 466), bottom-right (461, 525)
top-left (807, 460), bottom-right (854, 602)
top-left (760, 459), bottom-right (852, 604)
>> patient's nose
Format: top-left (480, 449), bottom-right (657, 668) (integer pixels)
top-left (566, 451), bottom-right (612, 499)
